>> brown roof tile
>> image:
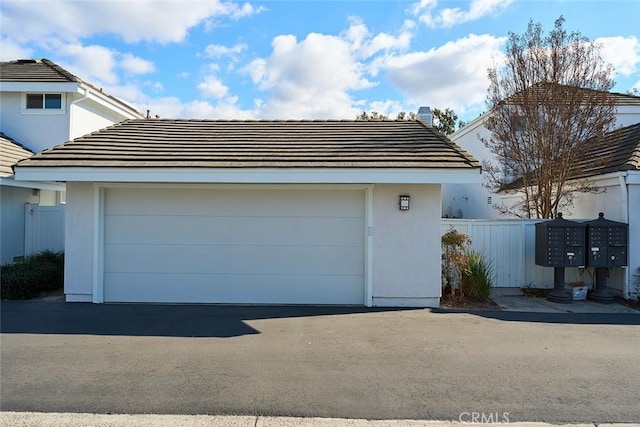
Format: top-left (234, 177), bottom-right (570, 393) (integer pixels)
top-left (0, 59), bottom-right (79, 83)
top-left (16, 119), bottom-right (481, 169)
top-left (0, 133), bottom-right (33, 176)
top-left (569, 122), bottom-right (640, 179)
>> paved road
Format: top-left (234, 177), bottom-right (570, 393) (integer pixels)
top-left (1, 302), bottom-right (639, 423)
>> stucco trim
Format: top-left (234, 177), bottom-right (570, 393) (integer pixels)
top-left (15, 167), bottom-right (481, 185)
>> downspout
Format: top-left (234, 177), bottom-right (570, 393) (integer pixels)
top-left (619, 172), bottom-right (630, 299)
top-left (69, 86), bottom-right (90, 140)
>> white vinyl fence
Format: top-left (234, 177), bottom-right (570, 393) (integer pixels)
top-left (442, 219), bottom-right (554, 288)
top-left (24, 203), bottom-right (65, 256)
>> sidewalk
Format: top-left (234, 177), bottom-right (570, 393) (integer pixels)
top-left (490, 287), bottom-right (640, 314)
top-left (3, 412), bottom-right (637, 427)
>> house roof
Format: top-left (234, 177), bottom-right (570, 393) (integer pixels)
top-left (16, 119), bottom-right (481, 169)
top-left (0, 58), bottom-right (80, 83)
top-left (0, 133), bottom-right (33, 176)
top-left (500, 122), bottom-right (640, 191)
top-left (451, 85), bottom-right (640, 141)
top-left (0, 59), bottom-right (144, 118)
top-left (569, 121), bottom-right (640, 179)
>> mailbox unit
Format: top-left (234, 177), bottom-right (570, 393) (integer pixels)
top-left (535, 213), bottom-right (586, 267)
top-left (584, 213), bottom-right (628, 268)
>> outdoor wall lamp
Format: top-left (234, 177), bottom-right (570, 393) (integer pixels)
top-left (399, 195), bottom-right (410, 211)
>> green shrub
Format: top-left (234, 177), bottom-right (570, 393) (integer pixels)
top-left (462, 250), bottom-right (493, 301)
top-left (1, 250), bottom-right (64, 300)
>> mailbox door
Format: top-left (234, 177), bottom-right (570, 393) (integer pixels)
top-left (588, 246), bottom-right (607, 267)
top-left (565, 246), bottom-right (584, 266)
top-left (608, 247), bottom-right (627, 267)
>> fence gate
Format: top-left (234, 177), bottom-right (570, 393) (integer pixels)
top-left (24, 203), bottom-right (65, 256)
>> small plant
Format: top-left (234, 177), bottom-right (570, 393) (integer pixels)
top-left (441, 229), bottom-right (471, 298)
top-left (1, 250), bottom-right (64, 300)
top-left (462, 250), bottom-right (494, 301)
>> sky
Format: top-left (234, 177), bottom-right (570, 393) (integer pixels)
top-left (1, 0), bottom-right (639, 123)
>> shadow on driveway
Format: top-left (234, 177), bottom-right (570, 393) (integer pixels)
top-left (431, 307), bottom-right (640, 325)
top-left (0, 301), bottom-right (412, 338)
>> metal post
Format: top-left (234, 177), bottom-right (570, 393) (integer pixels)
top-left (547, 267), bottom-right (573, 304)
top-left (588, 267), bottom-right (614, 304)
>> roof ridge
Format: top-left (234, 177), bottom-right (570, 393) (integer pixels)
top-left (39, 58), bottom-right (81, 83)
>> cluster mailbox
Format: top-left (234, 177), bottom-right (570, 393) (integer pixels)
top-left (584, 213), bottom-right (628, 268)
top-left (535, 213), bottom-right (586, 268)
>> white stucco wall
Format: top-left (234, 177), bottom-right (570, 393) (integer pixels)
top-left (70, 100), bottom-right (124, 140)
top-left (0, 185), bottom-right (38, 264)
top-left (63, 182), bottom-right (444, 306)
top-left (63, 182), bottom-right (95, 302)
top-left (626, 176), bottom-right (639, 299)
top-left (372, 184), bottom-right (442, 307)
top-left (0, 92), bottom-right (71, 153)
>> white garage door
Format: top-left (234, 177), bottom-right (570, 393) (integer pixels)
top-left (103, 187), bottom-right (365, 304)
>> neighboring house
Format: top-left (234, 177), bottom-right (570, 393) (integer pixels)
top-left (14, 119), bottom-right (481, 306)
top-left (0, 58), bottom-right (144, 264)
top-left (444, 89), bottom-right (640, 219)
top-left (503, 122), bottom-right (640, 298)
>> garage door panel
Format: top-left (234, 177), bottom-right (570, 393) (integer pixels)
top-left (106, 188), bottom-right (364, 218)
top-left (105, 244), bottom-right (364, 276)
top-left (103, 187), bottom-right (365, 304)
top-left (105, 215), bottom-right (364, 246)
top-left (104, 273), bottom-right (363, 304)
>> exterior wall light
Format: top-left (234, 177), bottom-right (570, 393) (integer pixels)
top-left (399, 195), bottom-right (410, 211)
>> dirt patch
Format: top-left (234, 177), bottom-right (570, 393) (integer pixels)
top-left (440, 294), bottom-right (501, 310)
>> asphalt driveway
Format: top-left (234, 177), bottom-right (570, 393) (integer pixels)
top-left (1, 302), bottom-right (639, 423)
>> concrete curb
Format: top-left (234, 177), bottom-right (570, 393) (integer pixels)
top-left (3, 412), bottom-right (636, 427)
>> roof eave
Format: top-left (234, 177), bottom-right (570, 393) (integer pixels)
top-left (14, 166), bottom-right (482, 185)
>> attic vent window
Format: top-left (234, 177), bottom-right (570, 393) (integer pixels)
top-left (26, 93), bottom-right (62, 109)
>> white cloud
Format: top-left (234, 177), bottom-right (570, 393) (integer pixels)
top-left (0, 37), bottom-right (33, 61)
top-left (381, 34), bottom-right (506, 114)
top-left (244, 32), bottom-right (376, 118)
top-left (197, 75), bottom-right (229, 99)
top-left (1, 0), bottom-right (262, 44)
top-left (412, 0), bottom-right (513, 28)
top-left (203, 43), bottom-right (248, 58)
top-left (120, 54), bottom-right (155, 75)
top-left (54, 43), bottom-right (119, 85)
top-left (596, 36), bottom-right (640, 77)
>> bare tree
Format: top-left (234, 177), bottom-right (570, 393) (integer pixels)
top-left (483, 16), bottom-right (616, 219)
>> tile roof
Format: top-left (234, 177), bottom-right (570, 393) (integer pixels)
top-left (0, 59), bottom-right (143, 117)
top-left (0, 133), bottom-right (33, 176)
top-left (0, 59), bottom-right (80, 83)
top-left (569, 121), bottom-right (640, 179)
top-left (505, 82), bottom-right (640, 106)
top-left (500, 122), bottom-right (640, 191)
top-left (16, 119), bottom-right (481, 169)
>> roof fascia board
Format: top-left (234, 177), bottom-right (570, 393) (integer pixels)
top-left (0, 176), bottom-right (66, 191)
top-left (79, 83), bottom-right (144, 119)
top-left (14, 167), bottom-right (482, 185)
top-left (0, 81), bottom-right (80, 92)
top-left (449, 113), bottom-right (489, 141)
